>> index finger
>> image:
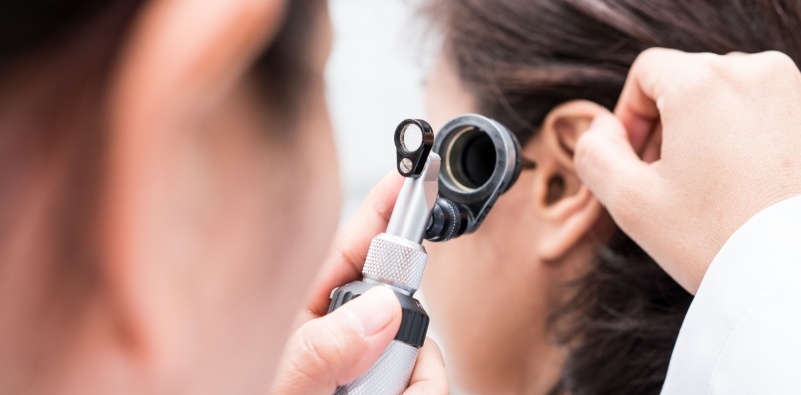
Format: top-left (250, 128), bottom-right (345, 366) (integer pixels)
top-left (614, 48), bottom-right (697, 151)
top-left (304, 171), bottom-right (405, 318)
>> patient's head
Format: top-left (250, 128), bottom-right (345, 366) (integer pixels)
top-left (0, 1), bottom-right (337, 393)
top-left (422, 0), bottom-right (801, 393)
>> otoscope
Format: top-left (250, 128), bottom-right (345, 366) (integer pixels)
top-left (327, 114), bottom-right (530, 395)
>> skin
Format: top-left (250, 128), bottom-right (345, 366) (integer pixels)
top-left (0, 1), bottom-right (448, 393)
top-left (0, 0), bottom-right (339, 393)
top-left (422, 54), bottom-right (613, 394)
top-left (3, 3), bottom-right (796, 394)
top-left (103, 2), bottom-right (341, 392)
top-left (422, 47), bottom-right (801, 394)
top-left (575, 48), bottom-right (801, 293)
top-left (272, 173), bottom-right (448, 395)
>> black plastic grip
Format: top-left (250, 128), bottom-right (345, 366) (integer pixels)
top-left (328, 281), bottom-right (429, 348)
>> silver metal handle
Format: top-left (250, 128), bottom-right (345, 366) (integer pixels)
top-left (335, 234), bottom-right (429, 395)
top-left (333, 129), bottom-right (439, 395)
top-left (335, 340), bottom-right (420, 395)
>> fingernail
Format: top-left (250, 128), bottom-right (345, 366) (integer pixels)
top-left (345, 286), bottom-right (399, 336)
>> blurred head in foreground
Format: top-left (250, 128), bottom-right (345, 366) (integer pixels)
top-left (0, 1), bottom-right (339, 393)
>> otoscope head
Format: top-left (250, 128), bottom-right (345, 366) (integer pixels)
top-left (425, 114), bottom-right (526, 242)
top-left (394, 119), bottom-right (435, 178)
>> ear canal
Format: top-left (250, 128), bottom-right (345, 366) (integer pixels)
top-left (545, 174), bottom-right (566, 205)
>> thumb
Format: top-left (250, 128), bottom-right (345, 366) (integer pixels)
top-left (272, 287), bottom-right (402, 395)
top-left (574, 114), bottom-right (658, 224)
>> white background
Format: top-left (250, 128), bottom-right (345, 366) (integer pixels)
top-left (326, 0), bottom-right (432, 220)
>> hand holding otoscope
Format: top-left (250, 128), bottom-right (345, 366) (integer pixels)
top-left (271, 114), bottom-right (529, 395)
top-left (328, 114), bottom-right (530, 394)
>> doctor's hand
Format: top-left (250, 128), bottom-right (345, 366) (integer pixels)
top-left (574, 48), bottom-right (801, 294)
top-left (270, 173), bottom-right (448, 395)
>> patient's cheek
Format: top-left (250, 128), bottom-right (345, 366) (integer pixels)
top-left (422, 178), bottom-right (558, 391)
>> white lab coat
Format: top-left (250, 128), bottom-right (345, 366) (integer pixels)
top-left (662, 196), bottom-right (801, 394)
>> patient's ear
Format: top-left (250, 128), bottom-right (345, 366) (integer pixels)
top-left (530, 100), bottom-right (608, 261)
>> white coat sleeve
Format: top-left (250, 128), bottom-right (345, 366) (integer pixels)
top-left (661, 195), bottom-right (801, 394)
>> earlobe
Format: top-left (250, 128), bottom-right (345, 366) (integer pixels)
top-left (537, 186), bottom-right (603, 261)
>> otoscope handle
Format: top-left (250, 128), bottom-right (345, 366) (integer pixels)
top-left (329, 119), bottom-right (436, 395)
top-left (328, 234), bottom-right (430, 395)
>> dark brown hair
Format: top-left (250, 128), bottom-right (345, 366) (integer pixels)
top-left (428, 0), bottom-right (801, 393)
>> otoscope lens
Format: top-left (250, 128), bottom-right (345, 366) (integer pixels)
top-left (461, 133), bottom-right (495, 188)
top-left (400, 124), bottom-right (424, 152)
top-left (429, 113), bottom-right (522, 241)
top-left (447, 127), bottom-right (497, 190)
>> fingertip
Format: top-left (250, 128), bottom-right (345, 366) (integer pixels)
top-left (574, 114), bottom-right (648, 207)
top-left (344, 170), bottom-right (404, 235)
top-left (367, 171), bottom-right (406, 219)
top-left (574, 120), bottom-right (614, 180)
top-left (368, 285), bottom-right (402, 310)
top-left (613, 47), bottom-right (687, 150)
top-left (420, 338), bottom-right (445, 368)
top-left (307, 172), bottom-right (404, 317)
top-left (589, 112), bottom-right (616, 129)
top-left (341, 286), bottom-right (401, 338)
top-left (273, 292), bottom-right (401, 395)
top-left (577, 113), bottom-right (634, 161)
top-left (378, 169), bottom-right (406, 185)
top-left (406, 338), bottom-right (448, 395)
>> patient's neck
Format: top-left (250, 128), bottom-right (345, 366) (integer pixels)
top-left (512, 317), bottom-right (565, 395)
top-left (489, 254), bottom-right (590, 395)
top-left (459, 285), bottom-right (568, 395)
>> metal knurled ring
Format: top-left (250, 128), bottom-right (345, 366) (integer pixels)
top-left (362, 234), bottom-right (427, 292)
